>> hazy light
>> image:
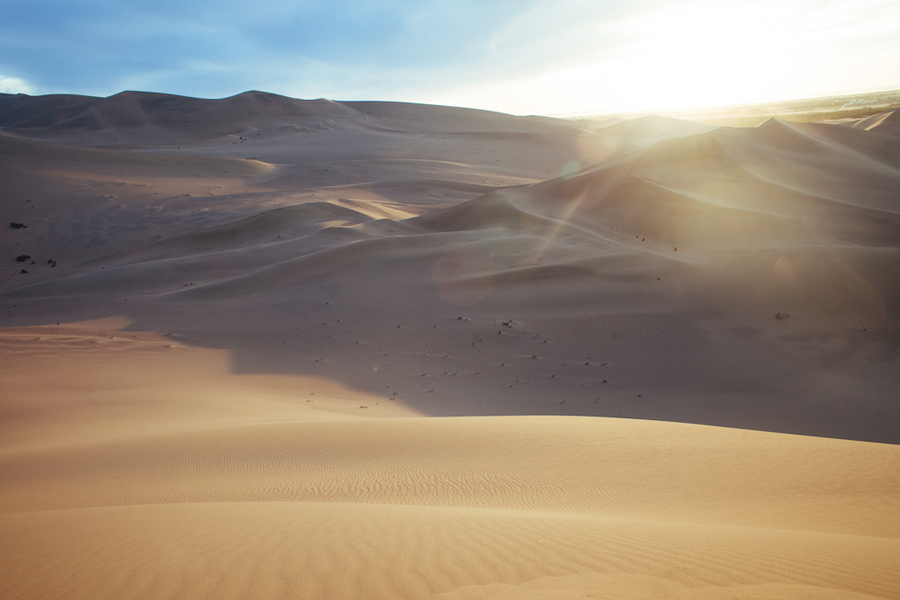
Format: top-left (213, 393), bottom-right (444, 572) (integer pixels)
top-left (428, 0), bottom-right (900, 115)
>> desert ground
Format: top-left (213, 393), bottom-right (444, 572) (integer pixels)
top-left (1, 91), bottom-right (899, 599)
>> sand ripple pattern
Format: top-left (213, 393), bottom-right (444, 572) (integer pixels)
top-left (3, 417), bottom-right (899, 531)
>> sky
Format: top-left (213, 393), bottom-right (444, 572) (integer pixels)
top-left (2, 0), bottom-right (899, 115)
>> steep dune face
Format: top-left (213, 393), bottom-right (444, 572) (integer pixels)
top-left (1, 93), bottom-right (899, 599)
top-left (849, 108), bottom-right (900, 136)
top-left (419, 119), bottom-right (900, 320)
top-left (523, 120), bottom-right (900, 242)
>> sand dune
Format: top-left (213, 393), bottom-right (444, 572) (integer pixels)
top-left (1, 92), bottom-right (899, 598)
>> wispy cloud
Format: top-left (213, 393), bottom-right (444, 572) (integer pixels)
top-left (0, 76), bottom-right (35, 94)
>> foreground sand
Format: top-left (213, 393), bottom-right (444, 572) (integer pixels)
top-left (1, 92), bottom-right (899, 598)
top-left (2, 321), bottom-right (899, 599)
top-left (2, 321), bottom-right (898, 599)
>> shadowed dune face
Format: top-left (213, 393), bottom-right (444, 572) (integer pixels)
top-left (2, 92), bottom-right (900, 442)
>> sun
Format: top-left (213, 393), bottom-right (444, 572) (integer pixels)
top-left (627, 2), bottom-right (803, 106)
top-left (543, 1), bottom-right (808, 114)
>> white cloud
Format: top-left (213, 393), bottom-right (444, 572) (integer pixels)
top-left (0, 76), bottom-right (36, 94)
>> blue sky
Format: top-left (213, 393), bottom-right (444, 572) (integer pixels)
top-left (2, 0), bottom-right (899, 115)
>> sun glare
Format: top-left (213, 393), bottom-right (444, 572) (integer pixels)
top-left (572, 1), bottom-right (807, 112)
top-left (409, 0), bottom-right (900, 117)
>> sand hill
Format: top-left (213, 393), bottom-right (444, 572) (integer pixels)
top-left (1, 91), bottom-right (898, 599)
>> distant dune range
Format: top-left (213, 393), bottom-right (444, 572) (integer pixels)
top-left (1, 91), bottom-right (899, 599)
